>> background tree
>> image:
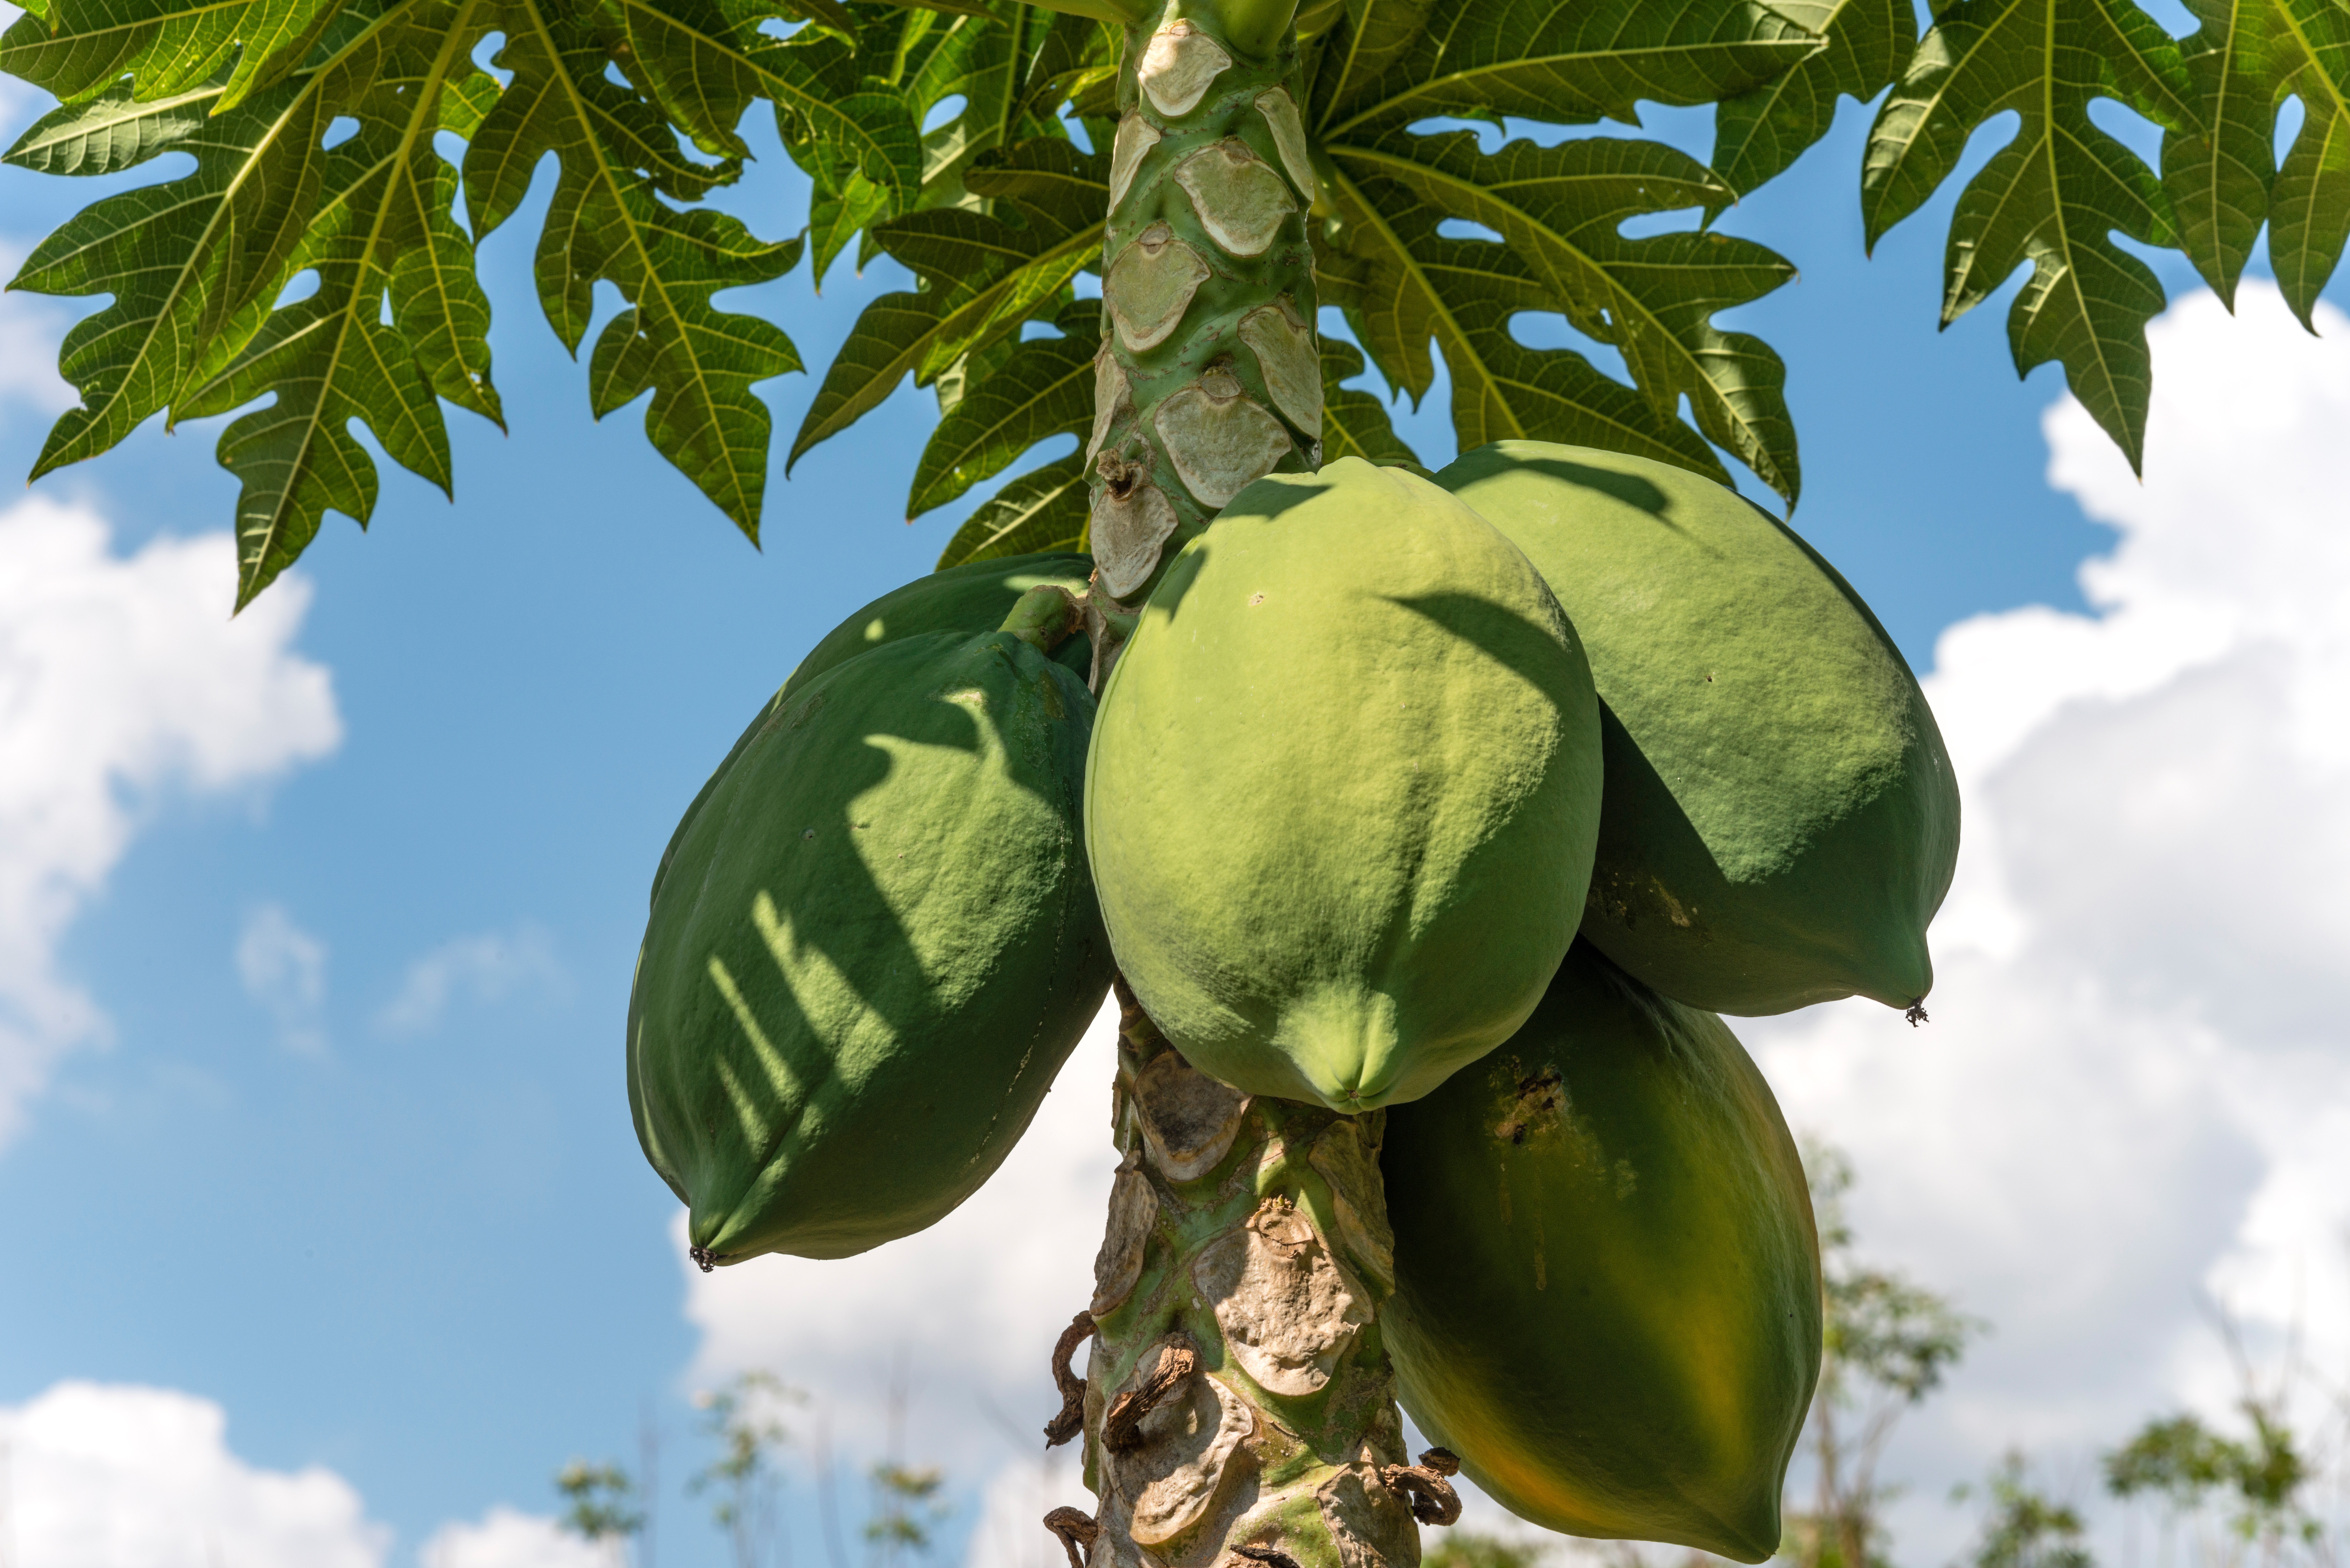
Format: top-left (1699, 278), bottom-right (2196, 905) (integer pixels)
top-left (1786, 1145), bottom-right (1983, 1568)
top-left (559, 1458), bottom-right (649, 1568)
top-left (565, 1371), bottom-right (954, 1568)
top-left (1956, 1455), bottom-right (2095, 1568)
top-left (693, 1370), bottom-right (804, 1568)
top-left (2104, 1378), bottom-right (2333, 1568)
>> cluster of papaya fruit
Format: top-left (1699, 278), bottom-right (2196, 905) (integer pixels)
top-left (628, 442), bottom-right (1959, 1562)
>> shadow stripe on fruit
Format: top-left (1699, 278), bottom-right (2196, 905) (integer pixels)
top-left (629, 560), bottom-right (1112, 1264)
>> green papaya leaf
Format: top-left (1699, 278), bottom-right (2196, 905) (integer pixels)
top-left (1323, 131), bottom-right (1797, 501)
top-left (5, 0), bottom-right (422, 490)
top-left (466, 0), bottom-right (803, 535)
top-left (1318, 338), bottom-right (1421, 466)
top-left (1713, 0), bottom-right (1915, 201)
top-left (175, 21), bottom-right (508, 607)
top-left (907, 299), bottom-right (1097, 516)
top-left (0, 0), bottom-right (347, 109)
top-left (1863, 0), bottom-right (2197, 469)
top-left (1307, 0), bottom-right (1436, 123)
top-left (1316, 0), bottom-right (1819, 136)
top-left (790, 135), bottom-right (1105, 469)
top-left (2162, 0), bottom-right (2350, 321)
top-left (609, 0), bottom-right (921, 198)
top-left (934, 453), bottom-right (1088, 567)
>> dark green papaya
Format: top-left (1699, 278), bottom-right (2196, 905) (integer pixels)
top-left (1435, 441), bottom-right (1958, 1015)
top-left (1381, 942), bottom-right (1822, 1561)
top-left (1086, 458), bottom-right (1604, 1112)
top-left (652, 553), bottom-right (1094, 907)
top-left (628, 625), bottom-right (1111, 1262)
top-left (782, 552), bottom-right (1095, 699)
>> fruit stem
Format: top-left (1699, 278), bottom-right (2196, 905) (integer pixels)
top-left (1002, 584), bottom-right (1087, 653)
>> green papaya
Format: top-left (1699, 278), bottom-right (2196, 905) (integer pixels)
top-left (628, 625), bottom-right (1111, 1263)
top-left (1085, 457), bottom-right (1604, 1113)
top-left (782, 552), bottom-right (1095, 700)
top-left (651, 553), bottom-right (1094, 908)
top-left (1381, 941), bottom-right (1822, 1561)
top-left (1435, 441), bottom-right (1959, 1015)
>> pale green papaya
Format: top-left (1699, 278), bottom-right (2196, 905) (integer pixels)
top-left (651, 553), bottom-right (1093, 908)
top-left (628, 626), bottom-right (1111, 1262)
top-left (1435, 441), bottom-right (1958, 1015)
top-left (1085, 457), bottom-right (1604, 1113)
top-left (1381, 941), bottom-right (1822, 1561)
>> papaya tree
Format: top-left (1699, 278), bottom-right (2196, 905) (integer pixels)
top-left (3, 0), bottom-right (2343, 1564)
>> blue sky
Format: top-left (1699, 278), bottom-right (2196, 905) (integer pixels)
top-left (5, 26), bottom-right (2350, 1568)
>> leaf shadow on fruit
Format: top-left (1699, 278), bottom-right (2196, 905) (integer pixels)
top-left (680, 666), bottom-right (1002, 1240)
top-left (1577, 698), bottom-right (1769, 1001)
top-left (1234, 478), bottom-right (1333, 519)
top-left (1384, 591), bottom-right (1574, 708)
top-left (1141, 481), bottom-right (1334, 620)
top-left (1507, 457), bottom-right (1674, 523)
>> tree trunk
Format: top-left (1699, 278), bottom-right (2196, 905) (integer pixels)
top-left (1044, 981), bottom-right (1454, 1568)
top-left (1082, 0), bottom-right (1324, 611)
top-left (1048, 12), bottom-right (1450, 1568)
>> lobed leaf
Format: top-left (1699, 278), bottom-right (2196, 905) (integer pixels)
top-left (1713, 0), bottom-right (1915, 201)
top-left (2162, 0), bottom-right (2350, 321)
top-left (0, 0), bottom-right (350, 110)
top-left (1324, 130), bottom-right (1798, 500)
top-left (7, 19), bottom-right (360, 485)
top-left (1317, 0), bottom-right (1819, 137)
top-left (906, 298), bottom-right (1095, 516)
top-left (1308, 0), bottom-right (1436, 123)
top-left (1317, 337), bottom-right (1421, 466)
top-left (1864, 0), bottom-right (2196, 468)
top-left (790, 134), bottom-right (1104, 469)
top-left (611, 0), bottom-right (921, 199)
top-left (933, 452), bottom-right (1087, 567)
top-left (468, 0), bottom-right (803, 535)
top-left (173, 2), bottom-right (504, 605)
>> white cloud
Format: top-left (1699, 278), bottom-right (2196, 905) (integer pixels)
top-left (0, 498), bottom-right (341, 1146)
top-left (0, 1381), bottom-right (387, 1568)
top-left (1746, 283), bottom-right (2350, 1556)
top-left (375, 923), bottom-right (565, 1035)
top-left (420, 1508), bottom-right (613, 1568)
top-left (0, 1381), bottom-right (600, 1568)
top-left (680, 1002), bottom-right (1122, 1488)
top-left (238, 903), bottom-right (330, 1055)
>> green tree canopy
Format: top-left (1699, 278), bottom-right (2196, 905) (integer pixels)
top-left (5, 0), bottom-right (2345, 603)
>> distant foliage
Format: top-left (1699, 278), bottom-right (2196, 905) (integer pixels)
top-left (2104, 1390), bottom-right (2338, 1567)
top-left (557, 1368), bottom-right (951, 1568)
top-left (1783, 1143), bottom-right (1984, 1568)
top-left (1956, 1454), bottom-right (2094, 1568)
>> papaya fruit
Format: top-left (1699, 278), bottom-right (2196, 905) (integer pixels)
top-left (1085, 457), bottom-right (1604, 1113)
top-left (1381, 941), bottom-right (1822, 1562)
top-left (782, 552), bottom-right (1095, 700)
top-left (1434, 441), bottom-right (1958, 1015)
top-left (628, 624), bottom-right (1111, 1262)
top-left (651, 553), bottom-right (1094, 908)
